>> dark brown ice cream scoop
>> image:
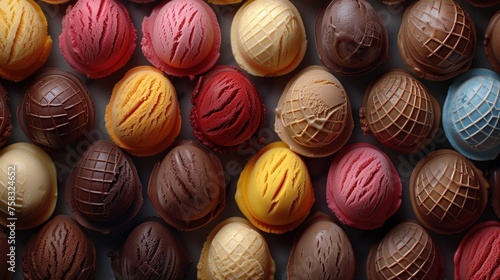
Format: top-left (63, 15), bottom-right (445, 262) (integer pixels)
top-left (0, 84), bottom-right (12, 148)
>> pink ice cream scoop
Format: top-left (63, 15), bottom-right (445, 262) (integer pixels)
top-left (326, 143), bottom-right (402, 229)
top-left (59, 0), bottom-right (137, 79)
top-left (454, 221), bottom-right (500, 280)
top-left (141, 0), bottom-right (221, 80)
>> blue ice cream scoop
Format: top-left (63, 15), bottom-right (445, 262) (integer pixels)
top-left (443, 68), bottom-right (500, 161)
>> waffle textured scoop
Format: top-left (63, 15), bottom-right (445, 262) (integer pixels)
top-left (18, 68), bottom-right (95, 150)
top-left (485, 11), bottom-right (500, 72)
top-left (60, 0), bottom-right (137, 79)
top-left (360, 70), bottom-right (441, 154)
top-left (454, 221), bottom-right (500, 280)
top-left (197, 217), bottom-right (275, 280)
top-left (105, 66), bottom-right (181, 156)
top-left (235, 141), bottom-right (315, 234)
top-left (366, 221), bottom-right (443, 280)
top-left (231, 0), bottom-right (307, 77)
top-left (409, 149), bottom-right (489, 234)
top-left (326, 143), bottom-right (402, 230)
top-left (287, 212), bottom-right (356, 280)
top-left (191, 65), bottom-right (265, 152)
top-left (142, 0), bottom-right (221, 80)
top-left (315, 0), bottom-right (388, 75)
top-left (397, 0), bottom-right (476, 81)
top-left (275, 66), bottom-right (354, 157)
top-left (65, 140), bottom-right (143, 234)
top-left (0, 143), bottom-right (57, 230)
top-left (22, 215), bottom-right (96, 279)
top-left (443, 68), bottom-right (500, 161)
top-left (148, 140), bottom-right (226, 231)
top-left (0, 0), bottom-right (52, 82)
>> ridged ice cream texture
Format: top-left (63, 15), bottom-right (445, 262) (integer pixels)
top-left (22, 215), bottom-right (96, 280)
top-left (409, 149), bottom-right (489, 234)
top-left (275, 65), bottom-right (353, 157)
top-left (326, 143), bottom-right (402, 229)
top-left (231, 0), bottom-right (307, 77)
top-left (0, 0), bottom-right (52, 82)
top-left (141, 0), bottom-right (221, 80)
top-left (0, 142), bottom-right (57, 230)
top-left (105, 66), bottom-right (181, 156)
top-left (198, 217), bottom-right (275, 280)
top-left (235, 141), bottom-right (315, 234)
top-left (59, 0), bottom-right (137, 79)
top-left (454, 221), bottom-right (500, 280)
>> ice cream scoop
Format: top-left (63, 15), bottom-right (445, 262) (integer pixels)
top-left (105, 66), bottom-right (181, 156)
top-left (366, 221), bottom-right (443, 280)
top-left (22, 215), bottom-right (96, 279)
top-left (454, 221), bottom-right (500, 280)
top-left (360, 70), bottom-right (441, 154)
top-left (18, 68), bottom-right (95, 150)
top-left (235, 141), bottom-right (315, 234)
top-left (142, 0), bottom-right (221, 80)
top-left (0, 142), bottom-right (57, 230)
top-left (275, 66), bottom-right (354, 157)
top-left (148, 140), bottom-right (226, 231)
top-left (0, 84), bottom-right (12, 148)
top-left (464, 0), bottom-right (500, 7)
top-left (398, 0), bottom-right (476, 81)
top-left (443, 68), bottom-right (500, 161)
top-left (485, 11), bottom-right (500, 72)
top-left (231, 0), bottom-right (307, 77)
top-left (59, 0), bottom-right (137, 79)
top-left (65, 140), bottom-right (143, 234)
top-left (315, 0), bottom-right (388, 75)
top-left (410, 149), bottom-right (489, 234)
top-left (198, 217), bottom-right (275, 280)
top-left (490, 165), bottom-right (500, 218)
top-left (287, 212), bottom-right (356, 280)
top-left (326, 143), bottom-right (402, 230)
top-left (0, 0), bottom-right (52, 82)
top-left (191, 65), bottom-right (265, 152)
top-left (0, 230), bottom-right (12, 280)
top-left (110, 219), bottom-right (191, 280)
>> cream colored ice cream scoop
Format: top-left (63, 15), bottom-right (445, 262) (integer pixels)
top-left (198, 217), bottom-right (275, 280)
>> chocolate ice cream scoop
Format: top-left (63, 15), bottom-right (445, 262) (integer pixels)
top-left (148, 140), bottom-right (226, 231)
top-left (287, 212), bottom-right (356, 280)
top-left (485, 11), bottom-right (500, 72)
top-left (22, 215), bottom-right (96, 280)
top-left (110, 219), bottom-right (191, 280)
top-left (18, 68), bottom-right (95, 150)
top-left (315, 0), bottom-right (388, 75)
top-left (409, 149), bottom-right (489, 234)
top-left (360, 70), bottom-right (441, 154)
top-left (366, 221), bottom-right (443, 280)
top-left (0, 84), bottom-right (12, 148)
top-left (65, 140), bottom-right (143, 234)
top-left (398, 0), bottom-right (476, 81)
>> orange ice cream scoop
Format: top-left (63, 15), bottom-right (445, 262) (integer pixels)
top-left (235, 141), bottom-right (315, 234)
top-left (105, 66), bottom-right (181, 156)
top-left (0, 0), bottom-right (52, 82)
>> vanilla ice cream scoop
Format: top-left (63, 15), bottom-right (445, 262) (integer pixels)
top-left (0, 143), bottom-right (57, 230)
top-left (235, 141), bottom-right (315, 234)
top-left (231, 0), bottom-right (307, 77)
top-left (275, 66), bottom-right (353, 157)
top-left (198, 217), bottom-right (275, 280)
top-left (105, 66), bottom-right (182, 156)
top-left (0, 0), bottom-right (52, 82)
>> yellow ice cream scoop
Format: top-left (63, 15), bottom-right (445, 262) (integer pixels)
top-left (105, 66), bottom-right (181, 156)
top-left (0, 0), bottom-right (52, 82)
top-left (235, 141), bottom-right (315, 234)
top-left (198, 217), bottom-right (275, 280)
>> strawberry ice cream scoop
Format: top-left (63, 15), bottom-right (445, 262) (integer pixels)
top-left (59, 0), bottom-right (137, 79)
top-left (454, 221), bottom-right (500, 280)
top-left (141, 0), bottom-right (221, 80)
top-left (326, 143), bottom-right (402, 229)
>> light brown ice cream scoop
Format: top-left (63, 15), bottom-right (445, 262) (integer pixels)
top-left (410, 149), bottom-right (489, 234)
top-left (287, 212), bottom-right (356, 280)
top-left (360, 70), bottom-right (441, 154)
